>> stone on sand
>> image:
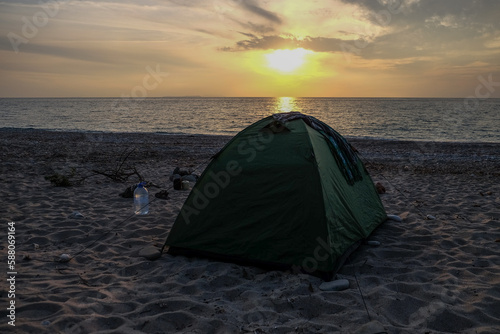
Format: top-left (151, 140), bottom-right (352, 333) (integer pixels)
top-left (319, 279), bottom-right (350, 291)
top-left (386, 214), bottom-right (402, 222)
top-left (139, 246), bottom-right (161, 260)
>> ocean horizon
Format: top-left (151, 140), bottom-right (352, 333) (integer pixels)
top-left (1, 97), bottom-right (499, 143)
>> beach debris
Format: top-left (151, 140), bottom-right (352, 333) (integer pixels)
top-left (480, 191), bottom-right (493, 196)
top-left (69, 211), bottom-right (84, 219)
top-left (182, 174), bottom-right (198, 183)
top-left (426, 214), bottom-right (436, 220)
top-left (386, 214), bottom-right (402, 222)
top-left (41, 320), bottom-right (51, 326)
top-left (375, 182), bottom-right (386, 194)
top-left (319, 279), bottom-right (350, 291)
top-left (181, 175), bottom-right (198, 189)
top-left (120, 185), bottom-right (136, 198)
top-left (155, 190), bottom-right (170, 200)
top-left (59, 253), bottom-right (71, 262)
top-left (139, 245), bottom-right (162, 260)
top-left (170, 167), bottom-right (199, 190)
top-left (366, 240), bottom-right (381, 247)
top-left (169, 167), bottom-right (190, 179)
top-left (172, 174), bottom-right (182, 190)
top-left (33, 243), bottom-right (40, 250)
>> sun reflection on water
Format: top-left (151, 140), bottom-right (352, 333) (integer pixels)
top-left (274, 97), bottom-right (301, 114)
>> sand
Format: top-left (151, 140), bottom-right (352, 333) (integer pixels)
top-left (0, 129), bottom-right (499, 334)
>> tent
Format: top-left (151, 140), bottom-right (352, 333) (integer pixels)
top-left (163, 112), bottom-right (386, 280)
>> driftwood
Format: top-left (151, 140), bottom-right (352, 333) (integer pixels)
top-left (92, 149), bottom-right (143, 182)
top-left (45, 149), bottom-right (143, 186)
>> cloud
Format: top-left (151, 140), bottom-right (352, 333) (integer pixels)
top-left (166, 0), bottom-right (282, 25)
top-left (238, 0), bottom-right (282, 24)
top-left (2, 0), bottom-right (500, 97)
top-left (0, 39), bottom-right (114, 64)
top-left (340, 0), bottom-right (500, 32)
top-left (216, 0), bottom-right (500, 64)
top-left (230, 19), bottom-right (275, 34)
top-left (235, 35), bottom-right (297, 50)
top-left (220, 34), bottom-right (298, 51)
top-left (221, 33), bottom-right (355, 54)
top-left (0, 0), bottom-right (43, 4)
top-left (0, 37), bottom-right (202, 70)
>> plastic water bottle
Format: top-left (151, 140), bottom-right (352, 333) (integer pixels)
top-left (134, 182), bottom-right (149, 215)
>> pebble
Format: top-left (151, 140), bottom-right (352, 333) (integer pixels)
top-left (69, 211), bottom-right (84, 219)
top-left (386, 214), bottom-right (402, 222)
top-left (319, 279), bottom-right (350, 291)
top-left (139, 246), bottom-right (162, 260)
top-left (367, 240), bottom-right (381, 246)
top-left (59, 253), bottom-right (71, 262)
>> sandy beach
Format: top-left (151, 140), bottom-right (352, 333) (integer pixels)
top-left (0, 129), bottom-right (499, 334)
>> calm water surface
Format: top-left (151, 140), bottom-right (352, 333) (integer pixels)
top-left (1, 97), bottom-right (498, 142)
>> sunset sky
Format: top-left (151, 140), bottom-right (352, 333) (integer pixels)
top-left (1, 0), bottom-right (500, 97)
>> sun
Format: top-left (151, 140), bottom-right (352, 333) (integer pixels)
top-left (265, 48), bottom-right (312, 73)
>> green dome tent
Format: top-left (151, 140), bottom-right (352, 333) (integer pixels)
top-left (163, 112), bottom-right (386, 280)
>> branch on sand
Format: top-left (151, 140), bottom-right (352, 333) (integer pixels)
top-left (91, 149), bottom-right (143, 182)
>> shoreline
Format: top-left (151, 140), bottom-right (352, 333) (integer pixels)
top-left (1, 128), bottom-right (499, 333)
top-left (2, 128), bottom-right (499, 176)
top-left (2, 127), bottom-right (500, 146)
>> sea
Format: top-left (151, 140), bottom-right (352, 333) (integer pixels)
top-left (1, 97), bottom-right (499, 143)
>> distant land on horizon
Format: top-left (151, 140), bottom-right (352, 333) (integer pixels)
top-left (2, 96), bottom-right (495, 100)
